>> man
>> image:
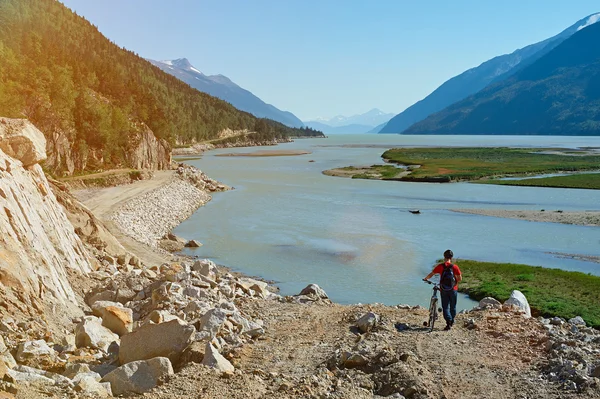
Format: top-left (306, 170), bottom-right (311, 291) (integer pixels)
top-left (423, 249), bottom-right (462, 331)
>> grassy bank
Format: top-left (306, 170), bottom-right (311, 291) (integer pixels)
top-left (457, 259), bottom-right (600, 328)
top-left (381, 147), bottom-right (600, 181)
top-left (479, 173), bottom-right (600, 190)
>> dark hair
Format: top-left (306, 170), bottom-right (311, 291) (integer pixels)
top-left (443, 249), bottom-right (453, 259)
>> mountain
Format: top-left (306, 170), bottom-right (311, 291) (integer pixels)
top-left (148, 58), bottom-right (304, 128)
top-left (368, 122), bottom-right (388, 133)
top-left (304, 108), bottom-right (394, 134)
top-left (303, 121), bottom-right (375, 134)
top-left (403, 20), bottom-right (600, 136)
top-left (0, 0), bottom-right (321, 174)
top-left (308, 108), bottom-right (394, 128)
top-left (381, 13), bottom-right (600, 133)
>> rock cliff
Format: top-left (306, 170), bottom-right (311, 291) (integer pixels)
top-left (127, 125), bottom-right (172, 171)
top-left (0, 118), bottom-right (92, 309)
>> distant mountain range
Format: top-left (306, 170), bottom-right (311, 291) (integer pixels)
top-left (381, 13), bottom-right (600, 134)
top-left (404, 18), bottom-right (600, 135)
top-left (304, 108), bottom-right (394, 134)
top-left (148, 58), bottom-right (304, 128)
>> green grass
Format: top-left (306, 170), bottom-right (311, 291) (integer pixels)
top-left (457, 259), bottom-right (600, 328)
top-left (381, 147), bottom-right (600, 182)
top-left (479, 173), bottom-right (600, 190)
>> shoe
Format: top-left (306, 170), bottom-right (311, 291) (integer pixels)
top-left (443, 324), bottom-right (451, 331)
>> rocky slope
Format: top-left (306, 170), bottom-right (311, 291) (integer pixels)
top-left (0, 118), bottom-right (91, 310)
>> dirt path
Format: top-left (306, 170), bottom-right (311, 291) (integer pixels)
top-left (72, 170), bottom-right (177, 266)
top-left (147, 300), bottom-right (584, 399)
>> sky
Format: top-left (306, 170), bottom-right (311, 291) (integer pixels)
top-left (60, 0), bottom-right (599, 121)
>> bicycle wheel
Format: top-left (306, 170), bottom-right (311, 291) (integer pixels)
top-left (428, 298), bottom-right (437, 331)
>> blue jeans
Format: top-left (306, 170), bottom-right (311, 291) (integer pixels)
top-left (440, 289), bottom-right (458, 325)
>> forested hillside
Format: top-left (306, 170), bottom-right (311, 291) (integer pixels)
top-left (0, 0), bottom-right (322, 174)
top-left (404, 21), bottom-right (600, 136)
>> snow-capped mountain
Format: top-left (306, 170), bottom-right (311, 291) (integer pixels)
top-left (305, 109), bottom-right (394, 133)
top-left (148, 58), bottom-right (304, 128)
top-left (381, 13), bottom-right (600, 133)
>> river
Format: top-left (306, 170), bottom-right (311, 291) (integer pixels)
top-left (174, 134), bottom-right (600, 309)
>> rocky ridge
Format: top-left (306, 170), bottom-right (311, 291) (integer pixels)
top-left (0, 118), bottom-right (92, 310)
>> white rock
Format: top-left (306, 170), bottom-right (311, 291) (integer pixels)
top-left (102, 357), bottom-right (174, 396)
top-left (75, 317), bottom-right (120, 351)
top-left (198, 308), bottom-right (228, 337)
top-left (479, 297), bottom-right (501, 308)
top-left (202, 343), bottom-right (234, 373)
top-left (299, 284), bottom-right (328, 299)
top-left (16, 340), bottom-right (55, 363)
top-left (0, 118), bottom-right (92, 307)
top-left (183, 286), bottom-right (203, 299)
top-left (503, 290), bottom-right (531, 318)
top-left (6, 368), bottom-right (55, 386)
top-left (119, 319), bottom-right (195, 365)
top-left (192, 259), bottom-right (218, 279)
top-left (91, 300), bottom-right (125, 317)
top-left (75, 375), bottom-right (112, 397)
top-left (0, 118), bottom-right (46, 166)
top-left (356, 312), bottom-right (379, 333)
top-left (0, 335), bottom-right (6, 353)
top-left (568, 316), bottom-right (586, 326)
top-left (0, 351), bottom-right (17, 369)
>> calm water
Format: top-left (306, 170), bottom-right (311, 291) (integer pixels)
top-left (175, 135), bottom-right (600, 309)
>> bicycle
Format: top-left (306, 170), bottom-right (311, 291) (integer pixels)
top-left (423, 279), bottom-right (440, 331)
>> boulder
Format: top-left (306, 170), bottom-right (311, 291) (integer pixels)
top-left (202, 343), bottom-right (234, 373)
top-left (5, 369), bottom-right (55, 386)
top-left (178, 341), bottom-right (206, 367)
top-left (192, 259), bottom-right (218, 279)
top-left (88, 291), bottom-right (117, 306)
top-left (74, 376), bottom-right (112, 397)
top-left (91, 300), bottom-right (125, 317)
top-left (101, 357), bottom-right (173, 396)
top-left (16, 340), bottom-right (55, 364)
top-left (568, 316), bottom-right (586, 326)
top-left (341, 351), bottom-right (369, 368)
top-left (158, 239), bottom-right (185, 252)
top-left (0, 118), bottom-right (46, 167)
top-left (0, 352), bottom-right (17, 369)
top-left (236, 278), bottom-right (269, 298)
top-left (185, 240), bottom-right (203, 248)
top-left (0, 336), bottom-right (6, 353)
top-left (503, 290), bottom-right (531, 318)
top-left (102, 306), bottom-right (133, 336)
top-left (198, 308), bottom-right (228, 338)
top-left (63, 363), bottom-right (92, 379)
top-left (75, 317), bottom-right (120, 352)
top-left (146, 310), bottom-right (184, 325)
top-left (479, 297), bottom-right (501, 308)
top-left (119, 319), bottom-right (195, 365)
top-left (356, 312), bottom-right (379, 333)
top-left (299, 284), bottom-right (328, 299)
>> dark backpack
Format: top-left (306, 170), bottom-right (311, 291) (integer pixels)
top-left (440, 264), bottom-right (456, 291)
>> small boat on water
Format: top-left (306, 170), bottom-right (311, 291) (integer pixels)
top-left (409, 209), bottom-right (421, 214)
